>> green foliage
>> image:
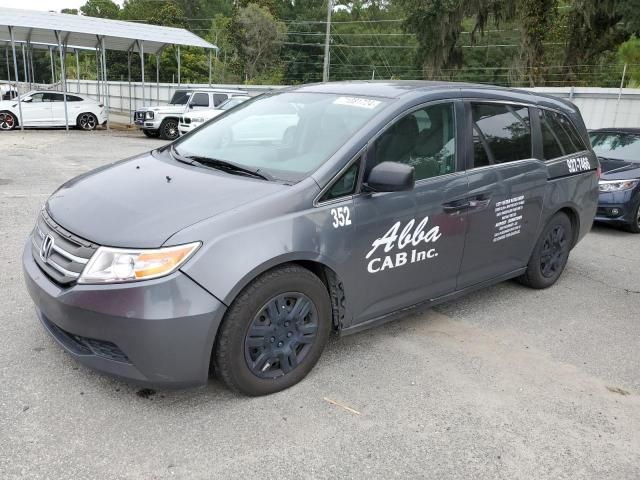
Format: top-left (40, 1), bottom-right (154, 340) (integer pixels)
top-left (80, 0), bottom-right (120, 19)
top-left (618, 35), bottom-right (640, 85)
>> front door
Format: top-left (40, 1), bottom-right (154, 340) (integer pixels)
top-left (352, 101), bottom-right (469, 324)
top-left (19, 93), bottom-right (52, 126)
top-left (457, 101), bottom-right (547, 288)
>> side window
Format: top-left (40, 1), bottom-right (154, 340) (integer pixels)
top-left (321, 161), bottom-right (360, 202)
top-left (213, 94), bottom-right (228, 106)
top-left (66, 95), bottom-right (83, 102)
top-left (370, 102), bottom-right (456, 181)
top-left (471, 103), bottom-right (532, 167)
top-left (29, 93), bottom-right (45, 102)
top-left (540, 109), bottom-right (586, 160)
top-left (191, 93), bottom-right (209, 107)
top-left (45, 93), bottom-right (65, 102)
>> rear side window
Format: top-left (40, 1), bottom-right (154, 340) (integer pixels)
top-left (66, 95), bottom-right (83, 102)
top-left (213, 94), bottom-right (228, 106)
top-left (45, 93), bottom-right (65, 102)
top-left (540, 109), bottom-right (586, 159)
top-left (191, 93), bottom-right (209, 107)
top-left (471, 103), bottom-right (532, 167)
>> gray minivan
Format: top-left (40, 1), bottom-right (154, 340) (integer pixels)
top-left (23, 81), bottom-right (599, 396)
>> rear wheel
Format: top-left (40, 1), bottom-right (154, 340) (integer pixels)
top-left (143, 129), bottom-right (160, 138)
top-left (0, 111), bottom-right (17, 130)
top-left (159, 118), bottom-right (179, 140)
top-left (214, 265), bottom-right (331, 396)
top-left (624, 199), bottom-right (640, 234)
top-left (77, 112), bottom-right (98, 131)
top-left (518, 212), bottom-right (572, 289)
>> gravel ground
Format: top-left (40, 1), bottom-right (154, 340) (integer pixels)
top-left (1, 130), bottom-right (638, 479)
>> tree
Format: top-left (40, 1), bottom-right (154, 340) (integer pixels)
top-left (80, 0), bottom-right (120, 19)
top-left (232, 4), bottom-right (287, 81)
top-left (61, 8), bottom-right (79, 14)
top-left (618, 35), bottom-right (640, 86)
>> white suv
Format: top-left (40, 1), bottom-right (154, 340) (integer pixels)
top-left (134, 88), bottom-right (247, 140)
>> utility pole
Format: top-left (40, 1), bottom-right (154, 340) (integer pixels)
top-left (322, 0), bottom-right (332, 82)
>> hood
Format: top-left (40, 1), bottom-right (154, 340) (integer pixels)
top-left (138, 105), bottom-right (188, 114)
top-left (46, 151), bottom-right (286, 248)
top-left (598, 156), bottom-right (640, 181)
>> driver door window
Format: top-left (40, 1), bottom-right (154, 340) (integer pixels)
top-left (370, 102), bottom-right (456, 181)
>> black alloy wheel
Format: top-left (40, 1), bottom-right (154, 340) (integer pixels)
top-left (78, 113), bottom-right (97, 131)
top-left (160, 119), bottom-right (179, 140)
top-left (244, 293), bottom-right (319, 379)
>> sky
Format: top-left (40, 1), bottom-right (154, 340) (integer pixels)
top-left (2, 0), bottom-right (125, 12)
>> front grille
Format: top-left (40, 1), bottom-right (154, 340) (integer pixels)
top-left (31, 210), bottom-right (98, 285)
top-left (42, 315), bottom-right (130, 363)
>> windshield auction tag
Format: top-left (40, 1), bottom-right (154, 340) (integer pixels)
top-left (333, 97), bottom-right (381, 109)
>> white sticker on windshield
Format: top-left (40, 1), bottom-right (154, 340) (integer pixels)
top-left (333, 97), bottom-right (381, 109)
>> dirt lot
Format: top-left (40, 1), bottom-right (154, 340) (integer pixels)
top-left (1, 130), bottom-right (638, 479)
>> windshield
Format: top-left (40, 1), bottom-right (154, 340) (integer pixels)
top-left (219, 97), bottom-right (249, 110)
top-left (173, 92), bottom-right (388, 182)
top-left (590, 132), bottom-right (640, 162)
top-left (169, 90), bottom-right (191, 105)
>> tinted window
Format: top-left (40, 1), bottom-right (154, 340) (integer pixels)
top-left (371, 102), bottom-right (456, 181)
top-left (28, 93), bottom-right (45, 102)
top-left (169, 90), bottom-right (190, 105)
top-left (321, 161), bottom-right (360, 202)
top-left (213, 94), bottom-right (228, 106)
top-left (540, 110), bottom-right (586, 159)
top-left (472, 103), bottom-right (531, 167)
top-left (66, 95), bottom-right (83, 102)
top-left (590, 132), bottom-right (640, 162)
top-left (191, 93), bottom-right (209, 107)
top-left (45, 93), bottom-right (65, 102)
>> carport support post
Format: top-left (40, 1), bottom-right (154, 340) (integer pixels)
top-left (8, 27), bottom-right (24, 131)
top-left (100, 37), bottom-right (110, 131)
top-left (156, 49), bottom-right (161, 106)
top-left (21, 43), bottom-right (28, 86)
top-left (176, 45), bottom-right (181, 87)
top-left (139, 41), bottom-right (146, 109)
top-left (127, 50), bottom-right (132, 123)
top-left (5, 47), bottom-right (10, 84)
top-left (55, 31), bottom-right (70, 133)
top-left (208, 49), bottom-right (212, 86)
top-left (76, 49), bottom-right (81, 93)
top-left (49, 47), bottom-right (55, 87)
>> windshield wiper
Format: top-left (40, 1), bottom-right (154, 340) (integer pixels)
top-left (186, 155), bottom-right (273, 181)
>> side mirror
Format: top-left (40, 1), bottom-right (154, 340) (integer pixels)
top-left (365, 161), bottom-right (415, 192)
top-left (188, 102), bottom-right (195, 109)
top-left (22, 96), bottom-right (32, 103)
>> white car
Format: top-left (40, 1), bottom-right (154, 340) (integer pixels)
top-left (0, 91), bottom-right (107, 131)
top-left (178, 95), bottom-right (252, 135)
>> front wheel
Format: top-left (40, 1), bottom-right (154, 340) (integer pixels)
top-left (77, 112), bottom-right (98, 131)
top-left (214, 265), bottom-right (332, 396)
top-left (623, 199), bottom-right (640, 234)
top-left (0, 111), bottom-right (17, 130)
top-left (159, 118), bottom-right (179, 140)
top-left (518, 212), bottom-right (573, 289)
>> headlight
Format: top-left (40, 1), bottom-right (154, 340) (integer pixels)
top-left (145, 111), bottom-right (154, 119)
top-left (598, 179), bottom-right (639, 192)
top-left (78, 242), bottom-right (200, 284)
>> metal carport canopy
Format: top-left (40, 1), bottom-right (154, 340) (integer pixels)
top-left (0, 7), bottom-right (217, 53)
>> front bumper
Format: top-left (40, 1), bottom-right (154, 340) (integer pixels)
top-left (595, 189), bottom-right (639, 225)
top-left (23, 243), bottom-right (226, 388)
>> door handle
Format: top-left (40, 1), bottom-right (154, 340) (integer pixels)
top-left (442, 201), bottom-right (471, 214)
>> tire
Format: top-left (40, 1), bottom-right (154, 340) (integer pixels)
top-left (623, 198), bottom-right (640, 234)
top-left (77, 112), bottom-right (98, 131)
top-left (159, 118), bottom-right (179, 140)
top-left (0, 111), bottom-right (17, 130)
top-left (214, 265), bottom-right (332, 396)
top-left (518, 212), bottom-right (573, 289)
top-left (143, 129), bottom-right (160, 138)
